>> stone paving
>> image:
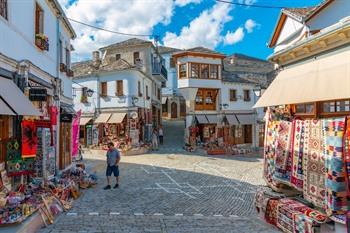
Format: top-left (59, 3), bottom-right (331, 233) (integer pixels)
top-left (40, 120), bottom-right (279, 233)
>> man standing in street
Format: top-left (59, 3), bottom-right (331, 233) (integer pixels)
top-left (158, 125), bottom-right (164, 145)
top-left (104, 142), bottom-right (120, 190)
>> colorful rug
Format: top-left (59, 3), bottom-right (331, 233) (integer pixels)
top-left (277, 199), bottom-right (298, 233)
top-left (265, 199), bottom-right (279, 226)
top-left (344, 118), bottom-right (350, 201)
top-left (291, 120), bottom-right (306, 191)
top-left (273, 120), bottom-right (293, 184)
top-left (303, 119), bottom-right (326, 208)
top-left (322, 117), bottom-right (348, 215)
top-left (263, 120), bottom-right (281, 189)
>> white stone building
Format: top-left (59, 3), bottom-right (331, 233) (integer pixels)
top-left (0, 0), bottom-right (76, 171)
top-left (72, 38), bottom-right (167, 147)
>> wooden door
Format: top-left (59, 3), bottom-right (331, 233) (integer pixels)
top-left (171, 102), bottom-right (177, 118)
top-left (259, 124), bottom-right (265, 147)
top-left (244, 125), bottom-right (252, 144)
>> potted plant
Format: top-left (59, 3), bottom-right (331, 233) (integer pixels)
top-left (60, 63), bottom-right (66, 72)
top-left (66, 69), bottom-right (74, 77)
top-left (35, 34), bottom-right (49, 51)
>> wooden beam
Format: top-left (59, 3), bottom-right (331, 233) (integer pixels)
top-left (303, 46), bottom-right (311, 53)
top-left (338, 32), bottom-right (348, 40)
top-left (318, 40), bottom-right (327, 48)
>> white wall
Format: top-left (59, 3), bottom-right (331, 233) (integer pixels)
top-left (307, 1), bottom-right (350, 31)
top-left (161, 53), bottom-right (177, 96)
top-left (221, 82), bottom-right (255, 110)
top-left (274, 17), bottom-right (306, 53)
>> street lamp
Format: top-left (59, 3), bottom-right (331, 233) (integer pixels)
top-left (253, 87), bottom-right (262, 97)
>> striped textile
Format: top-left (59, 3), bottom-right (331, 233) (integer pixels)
top-left (291, 120), bottom-right (307, 191)
top-left (322, 117), bottom-right (348, 215)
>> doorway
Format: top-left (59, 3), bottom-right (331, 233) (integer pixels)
top-left (171, 102), bottom-right (177, 119)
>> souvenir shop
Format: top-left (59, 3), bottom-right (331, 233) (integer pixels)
top-left (0, 78), bottom-right (96, 227)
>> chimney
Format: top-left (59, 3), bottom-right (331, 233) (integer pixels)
top-left (92, 51), bottom-right (101, 67)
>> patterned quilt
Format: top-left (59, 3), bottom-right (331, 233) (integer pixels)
top-left (322, 117), bottom-right (348, 215)
top-left (303, 119), bottom-right (326, 208)
top-left (273, 120), bottom-right (293, 185)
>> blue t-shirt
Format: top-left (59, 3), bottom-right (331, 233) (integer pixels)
top-left (106, 148), bottom-right (120, 166)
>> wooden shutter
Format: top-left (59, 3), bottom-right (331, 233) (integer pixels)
top-left (116, 80), bottom-right (123, 96)
top-left (101, 82), bottom-right (107, 97)
top-left (0, 0), bottom-right (8, 20)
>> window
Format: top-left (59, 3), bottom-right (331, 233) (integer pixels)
top-left (81, 87), bottom-right (88, 103)
top-left (59, 40), bottom-right (63, 63)
top-left (146, 85), bottom-right (149, 99)
top-left (0, 0), bottom-right (7, 20)
top-left (195, 89), bottom-right (217, 111)
top-left (195, 90), bottom-right (203, 105)
top-left (116, 54), bottom-right (121, 60)
top-left (170, 58), bottom-right (175, 68)
top-left (295, 103), bottom-right (314, 114)
top-left (116, 80), bottom-right (123, 96)
top-left (65, 48), bottom-right (70, 69)
top-left (100, 82), bottom-right (107, 97)
top-left (210, 64), bottom-right (219, 79)
top-left (133, 52), bottom-right (140, 64)
top-left (230, 89), bottom-right (237, 101)
top-left (35, 3), bottom-right (44, 35)
top-left (138, 81), bottom-right (142, 97)
top-left (190, 63), bottom-right (200, 78)
top-left (322, 100), bottom-right (350, 113)
top-left (157, 88), bottom-right (161, 100)
top-left (179, 64), bottom-right (187, 78)
top-left (243, 90), bottom-right (251, 102)
top-left (200, 64), bottom-right (209, 79)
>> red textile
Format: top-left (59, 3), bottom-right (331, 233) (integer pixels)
top-left (49, 106), bottom-right (58, 126)
top-left (21, 120), bottom-right (38, 158)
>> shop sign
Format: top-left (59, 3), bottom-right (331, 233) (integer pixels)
top-left (60, 114), bottom-right (73, 122)
top-left (29, 88), bottom-right (47, 101)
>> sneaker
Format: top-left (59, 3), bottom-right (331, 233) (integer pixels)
top-left (103, 185), bottom-right (111, 190)
top-left (113, 184), bottom-right (119, 189)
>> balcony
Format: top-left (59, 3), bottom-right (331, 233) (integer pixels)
top-left (152, 62), bottom-right (167, 81)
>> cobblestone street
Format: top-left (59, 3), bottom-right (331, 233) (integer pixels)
top-left (40, 121), bottom-right (278, 233)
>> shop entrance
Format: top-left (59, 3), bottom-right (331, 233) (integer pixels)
top-left (244, 125), bottom-right (252, 144)
top-left (171, 102), bottom-right (177, 119)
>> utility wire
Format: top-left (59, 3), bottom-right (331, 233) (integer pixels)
top-left (215, 0), bottom-right (285, 9)
top-left (68, 17), bottom-right (154, 37)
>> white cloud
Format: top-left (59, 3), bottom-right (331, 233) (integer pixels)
top-left (175, 0), bottom-right (202, 7)
top-left (60, 0), bottom-right (175, 61)
top-left (163, 3), bottom-right (233, 49)
top-left (224, 27), bottom-right (244, 45)
top-left (244, 19), bottom-right (257, 33)
top-left (238, 0), bottom-right (257, 5)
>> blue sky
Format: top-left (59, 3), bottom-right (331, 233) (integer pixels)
top-left (61, 0), bottom-right (322, 61)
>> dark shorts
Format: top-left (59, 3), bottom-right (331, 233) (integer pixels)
top-left (106, 165), bottom-right (119, 177)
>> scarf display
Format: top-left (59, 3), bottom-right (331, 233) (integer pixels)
top-left (273, 120), bottom-right (293, 184)
top-left (291, 120), bottom-right (306, 191)
top-left (21, 120), bottom-right (38, 158)
top-left (322, 117), bottom-right (348, 215)
top-left (303, 119), bottom-right (326, 208)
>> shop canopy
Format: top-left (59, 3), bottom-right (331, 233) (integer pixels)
top-left (254, 48), bottom-right (350, 108)
top-left (225, 114), bottom-right (239, 125)
top-left (80, 117), bottom-right (92, 125)
top-left (195, 114), bottom-right (209, 124)
top-left (161, 97), bottom-right (167, 104)
top-left (206, 115), bottom-right (219, 124)
top-left (94, 113), bottom-right (111, 124)
top-left (0, 78), bottom-right (41, 116)
top-left (108, 113), bottom-right (126, 124)
top-left (236, 114), bottom-right (255, 125)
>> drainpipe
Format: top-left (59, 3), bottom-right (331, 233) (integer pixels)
top-left (55, 16), bottom-right (61, 174)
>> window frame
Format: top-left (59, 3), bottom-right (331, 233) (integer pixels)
top-left (179, 64), bottom-right (187, 79)
top-left (319, 99), bottom-right (350, 117)
top-left (200, 64), bottom-right (209, 79)
top-left (169, 57), bottom-right (175, 68)
top-left (190, 63), bottom-right (200, 79)
top-left (243, 89), bottom-right (251, 102)
top-left (138, 81), bottom-right (142, 97)
top-left (229, 89), bottom-right (237, 101)
top-left (65, 47), bottom-right (71, 69)
top-left (116, 80), bottom-right (123, 96)
top-left (209, 64), bottom-right (219, 79)
top-left (0, 0), bottom-right (8, 20)
top-left (115, 54), bottom-right (121, 60)
top-left (35, 2), bottom-right (44, 35)
top-left (133, 51), bottom-right (140, 64)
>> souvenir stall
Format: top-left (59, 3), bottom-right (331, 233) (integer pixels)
top-left (254, 106), bottom-right (349, 233)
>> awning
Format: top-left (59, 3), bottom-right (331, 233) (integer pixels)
top-left (95, 113), bottom-right (111, 124)
top-left (161, 97), bottom-right (167, 104)
top-left (80, 117), bottom-right (92, 125)
top-left (0, 78), bottom-right (41, 116)
top-left (254, 48), bottom-right (350, 107)
top-left (0, 98), bottom-right (15, 115)
top-left (206, 115), bottom-right (218, 124)
top-left (195, 114), bottom-right (209, 124)
top-left (225, 114), bottom-right (239, 125)
top-left (60, 103), bottom-right (76, 115)
top-left (108, 113), bottom-right (126, 124)
top-left (236, 114), bottom-right (255, 125)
